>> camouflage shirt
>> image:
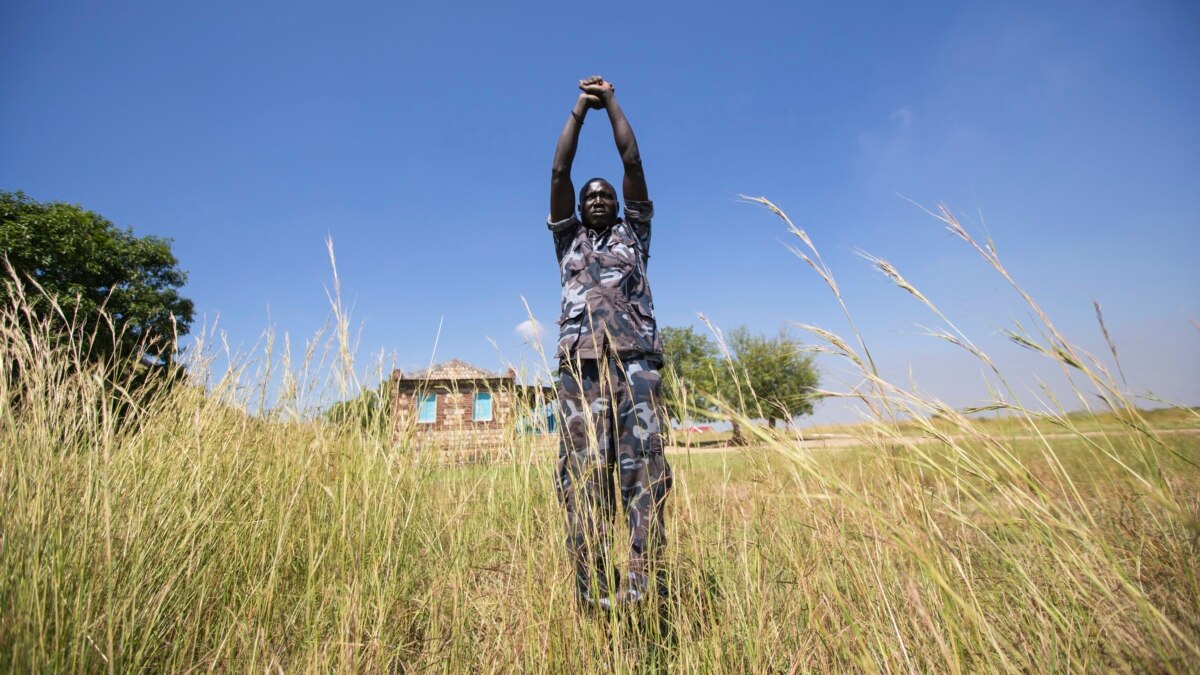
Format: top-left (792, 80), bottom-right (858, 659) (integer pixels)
top-left (548, 200), bottom-right (663, 362)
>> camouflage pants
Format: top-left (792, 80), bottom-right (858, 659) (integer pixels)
top-left (556, 356), bottom-right (673, 602)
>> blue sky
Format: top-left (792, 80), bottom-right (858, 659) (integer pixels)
top-left (2, 0), bottom-right (1197, 422)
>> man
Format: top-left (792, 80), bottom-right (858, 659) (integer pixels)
top-left (548, 76), bottom-right (672, 611)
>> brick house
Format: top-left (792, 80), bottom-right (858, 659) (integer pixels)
top-left (390, 359), bottom-right (553, 457)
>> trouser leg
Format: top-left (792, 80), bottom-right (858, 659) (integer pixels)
top-left (614, 357), bottom-right (673, 592)
top-left (556, 359), bottom-right (616, 602)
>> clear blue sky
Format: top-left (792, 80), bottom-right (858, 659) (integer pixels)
top-left (3, 0), bottom-right (1197, 422)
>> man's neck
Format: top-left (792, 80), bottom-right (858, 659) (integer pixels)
top-left (585, 217), bottom-right (621, 239)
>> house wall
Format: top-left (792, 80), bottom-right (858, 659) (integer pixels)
top-left (392, 379), bottom-right (516, 456)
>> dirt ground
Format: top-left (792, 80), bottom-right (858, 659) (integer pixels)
top-left (664, 428), bottom-right (1200, 455)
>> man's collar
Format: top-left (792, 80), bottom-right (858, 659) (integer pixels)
top-left (585, 216), bottom-right (623, 242)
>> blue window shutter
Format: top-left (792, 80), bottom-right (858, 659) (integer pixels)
top-left (473, 392), bottom-right (493, 421)
top-left (418, 393), bottom-right (437, 423)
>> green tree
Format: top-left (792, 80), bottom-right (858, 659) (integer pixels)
top-left (660, 325), bottom-right (723, 426)
top-left (726, 326), bottom-right (820, 430)
top-left (1, 191), bottom-right (194, 365)
top-left (323, 380), bottom-right (392, 434)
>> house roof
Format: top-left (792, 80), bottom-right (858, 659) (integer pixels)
top-left (394, 358), bottom-right (509, 381)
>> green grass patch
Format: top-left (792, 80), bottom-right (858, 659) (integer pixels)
top-left (4, 200), bottom-right (1197, 671)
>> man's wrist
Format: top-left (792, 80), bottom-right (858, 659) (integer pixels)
top-left (572, 99), bottom-right (591, 123)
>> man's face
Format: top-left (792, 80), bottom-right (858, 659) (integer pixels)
top-left (580, 180), bottom-right (618, 230)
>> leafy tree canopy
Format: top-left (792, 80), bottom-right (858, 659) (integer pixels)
top-left (661, 324), bottom-right (821, 431)
top-left (726, 326), bottom-right (819, 428)
top-left (323, 380), bottom-right (392, 432)
top-left (1, 191), bottom-right (194, 364)
top-left (660, 325), bottom-right (722, 424)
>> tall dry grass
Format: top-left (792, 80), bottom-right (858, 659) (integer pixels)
top-left (1, 207), bottom-right (1197, 672)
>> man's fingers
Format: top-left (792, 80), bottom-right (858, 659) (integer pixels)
top-left (579, 81), bottom-right (613, 96)
top-left (578, 76), bottom-right (614, 100)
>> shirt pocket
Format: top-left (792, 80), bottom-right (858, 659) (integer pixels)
top-left (600, 234), bottom-right (640, 287)
top-left (629, 298), bottom-right (656, 321)
top-left (559, 301), bottom-right (586, 324)
top-left (561, 252), bottom-right (587, 278)
top-left (559, 255), bottom-right (589, 322)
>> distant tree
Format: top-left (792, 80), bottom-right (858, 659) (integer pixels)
top-left (660, 325), bottom-right (722, 426)
top-left (660, 324), bottom-right (821, 444)
top-left (726, 326), bottom-right (820, 431)
top-left (0, 191), bottom-right (194, 366)
top-left (324, 380), bottom-right (392, 434)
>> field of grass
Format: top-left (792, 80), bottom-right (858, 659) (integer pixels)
top-left (672, 406), bottom-right (1200, 451)
top-left (2, 201), bottom-right (1198, 672)
top-left (801, 405), bottom-right (1200, 439)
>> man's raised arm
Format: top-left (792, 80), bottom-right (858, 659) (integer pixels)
top-left (580, 77), bottom-right (648, 203)
top-left (550, 92), bottom-right (603, 223)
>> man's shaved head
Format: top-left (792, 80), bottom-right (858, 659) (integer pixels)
top-left (579, 177), bottom-right (616, 205)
